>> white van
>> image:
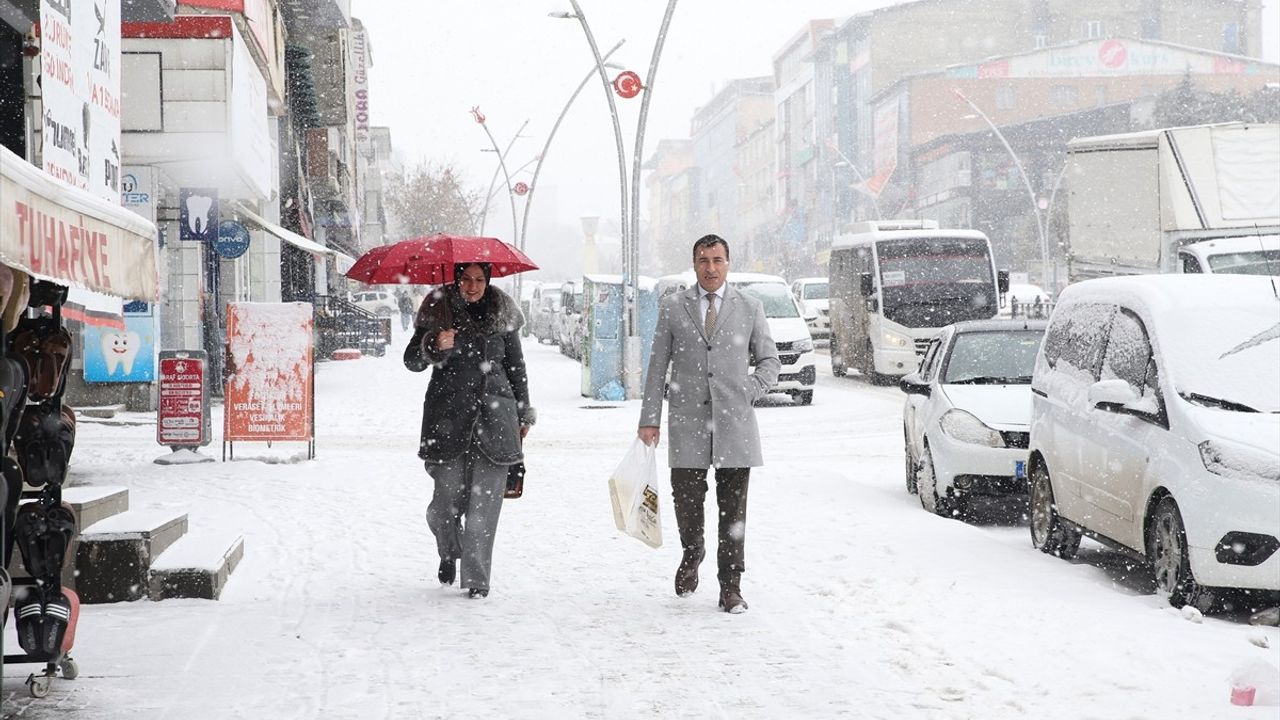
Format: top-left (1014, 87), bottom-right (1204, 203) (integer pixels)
top-left (791, 277), bottom-right (830, 340)
top-left (655, 272), bottom-right (817, 404)
top-left (1027, 274), bottom-right (1280, 611)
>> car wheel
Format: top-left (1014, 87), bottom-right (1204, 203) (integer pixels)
top-left (1029, 462), bottom-right (1081, 559)
top-left (1148, 497), bottom-right (1214, 611)
top-left (917, 446), bottom-right (960, 518)
top-left (903, 430), bottom-right (918, 495)
top-left (794, 390), bottom-right (813, 405)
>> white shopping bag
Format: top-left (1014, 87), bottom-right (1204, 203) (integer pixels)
top-left (607, 438), bottom-right (663, 548)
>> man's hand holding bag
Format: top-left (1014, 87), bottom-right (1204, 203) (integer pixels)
top-left (608, 438), bottom-right (663, 548)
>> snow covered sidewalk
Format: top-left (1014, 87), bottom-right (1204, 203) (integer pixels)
top-left (2, 337), bottom-right (1277, 718)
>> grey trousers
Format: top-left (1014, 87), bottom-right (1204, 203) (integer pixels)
top-left (425, 449), bottom-right (509, 591)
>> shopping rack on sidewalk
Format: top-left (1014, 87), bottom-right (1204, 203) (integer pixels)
top-left (2, 282), bottom-right (83, 699)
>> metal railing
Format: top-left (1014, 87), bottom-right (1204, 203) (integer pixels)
top-left (314, 295), bottom-right (392, 359)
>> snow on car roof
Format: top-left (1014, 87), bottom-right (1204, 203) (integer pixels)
top-left (1056, 274), bottom-right (1278, 312)
top-left (831, 228), bottom-right (988, 249)
top-left (950, 318), bottom-right (1049, 334)
top-left (794, 277), bottom-right (827, 284)
top-left (1183, 234), bottom-right (1280, 255)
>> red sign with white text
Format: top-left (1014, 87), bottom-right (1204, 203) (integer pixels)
top-left (158, 356), bottom-right (206, 445)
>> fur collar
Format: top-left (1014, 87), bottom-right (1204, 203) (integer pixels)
top-left (416, 285), bottom-right (523, 336)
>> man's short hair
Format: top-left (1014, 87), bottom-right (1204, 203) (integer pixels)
top-left (692, 234), bottom-right (730, 261)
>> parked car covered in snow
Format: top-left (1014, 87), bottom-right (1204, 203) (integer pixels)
top-left (556, 279), bottom-right (585, 359)
top-left (791, 277), bottom-right (829, 339)
top-left (1027, 274), bottom-right (1280, 611)
top-left (530, 290), bottom-right (562, 344)
top-left (900, 319), bottom-right (1047, 518)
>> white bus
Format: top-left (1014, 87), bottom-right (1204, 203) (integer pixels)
top-left (828, 220), bottom-right (1007, 381)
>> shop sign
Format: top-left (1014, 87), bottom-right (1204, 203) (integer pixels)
top-left (180, 187), bottom-right (219, 241)
top-left (215, 220), bottom-right (251, 259)
top-left (157, 350), bottom-right (209, 447)
top-left (40, 0), bottom-right (122, 202)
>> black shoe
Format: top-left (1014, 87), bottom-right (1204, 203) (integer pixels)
top-left (674, 547), bottom-right (706, 598)
top-left (438, 559), bottom-right (456, 586)
top-left (718, 588), bottom-right (749, 614)
top-left (468, 588), bottom-right (489, 599)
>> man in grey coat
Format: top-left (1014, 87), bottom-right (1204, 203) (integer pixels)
top-left (638, 234), bottom-right (780, 614)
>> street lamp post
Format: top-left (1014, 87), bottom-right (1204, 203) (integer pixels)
top-left (953, 88), bottom-right (1050, 288)
top-left (514, 42), bottom-right (627, 306)
top-left (554, 0), bottom-right (681, 400)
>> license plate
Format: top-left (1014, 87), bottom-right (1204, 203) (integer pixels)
top-left (1015, 460), bottom-right (1027, 479)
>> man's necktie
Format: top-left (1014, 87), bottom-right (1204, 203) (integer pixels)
top-left (704, 294), bottom-right (717, 339)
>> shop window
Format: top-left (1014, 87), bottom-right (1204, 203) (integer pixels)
top-left (1050, 85), bottom-right (1079, 107)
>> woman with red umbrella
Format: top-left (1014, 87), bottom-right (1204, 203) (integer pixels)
top-left (403, 262), bottom-right (535, 599)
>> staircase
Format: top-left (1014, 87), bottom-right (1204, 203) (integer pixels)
top-left (315, 295), bottom-right (392, 359)
top-left (37, 486), bottom-right (245, 604)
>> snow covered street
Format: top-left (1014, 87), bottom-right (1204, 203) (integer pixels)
top-left (3, 333), bottom-right (1277, 719)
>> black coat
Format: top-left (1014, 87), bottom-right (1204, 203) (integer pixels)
top-left (404, 285), bottom-right (534, 464)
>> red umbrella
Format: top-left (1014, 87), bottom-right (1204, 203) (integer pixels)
top-left (344, 234), bottom-right (539, 285)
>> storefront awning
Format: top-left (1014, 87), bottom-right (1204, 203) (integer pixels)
top-left (1, 145), bottom-right (159, 301)
top-left (233, 202), bottom-right (333, 258)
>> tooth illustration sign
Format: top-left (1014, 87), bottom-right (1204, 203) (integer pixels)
top-left (179, 187), bottom-right (219, 241)
top-left (101, 330), bottom-right (141, 375)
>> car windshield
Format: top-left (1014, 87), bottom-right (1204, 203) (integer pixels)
top-left (943, 329), bottom-right (1044, 384)
top-left (1207, 249), bottom-right (1280, 276)
top-left (802, 282), bottom-right (828, 300)
top-left (734, 282), bottom-right (799, 318)
top-left (1164, 307), bottom-right (1280, 413)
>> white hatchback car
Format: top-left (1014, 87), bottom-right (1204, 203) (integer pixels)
top-left (900, 319), bottom-right (1047, 518)
top-left (1028, 274), bottom-right (1280, 610)
top-left (350, 290), bottom-right (397, 317)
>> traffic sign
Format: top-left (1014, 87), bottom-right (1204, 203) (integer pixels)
top-left (513, 181), bottom-right (529, 196)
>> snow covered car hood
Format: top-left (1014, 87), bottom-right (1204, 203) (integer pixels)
top-left (1186, 405), bottom-right (1280, 458)
top-left (941, 384), bottom-right (1033, 430)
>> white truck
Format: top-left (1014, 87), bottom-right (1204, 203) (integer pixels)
top-left (1065, 122), bottom-right (1280, 280)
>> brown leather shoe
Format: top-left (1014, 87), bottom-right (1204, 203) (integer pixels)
top-left (674, 547), bottom-right (705, 597)
top-left (718, 588), bottom-right (749, 614)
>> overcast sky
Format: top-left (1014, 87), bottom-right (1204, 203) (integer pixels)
top-left (356, 0), bottom-right (1280, 248)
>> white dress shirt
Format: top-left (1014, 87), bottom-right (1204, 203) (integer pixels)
top-left (698, 285), bottom-right (725, 321)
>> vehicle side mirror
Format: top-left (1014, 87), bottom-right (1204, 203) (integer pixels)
top-left (1088, 379), bottom-right (1139, 410)
top-left (997, 269), bottom-right (1010, 294)
top-left (899, 373), bottom-right (931, 396)
top-left (804, 309), bottom-right (819, 322)
top-left (859, 273), bottom-right (874, 297)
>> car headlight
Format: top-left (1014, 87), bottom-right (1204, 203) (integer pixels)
top-left (793, 339), bottom-right (814, 353)
top-left (1198, 440), bottom-right (1280, 483)
top-left (940, 409), bottom-right (1005, 447)
top-left (881, 329), bottom-right (911, 349)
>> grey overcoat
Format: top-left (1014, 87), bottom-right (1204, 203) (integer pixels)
top-left (639, 284), bottom-right (780, 468)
